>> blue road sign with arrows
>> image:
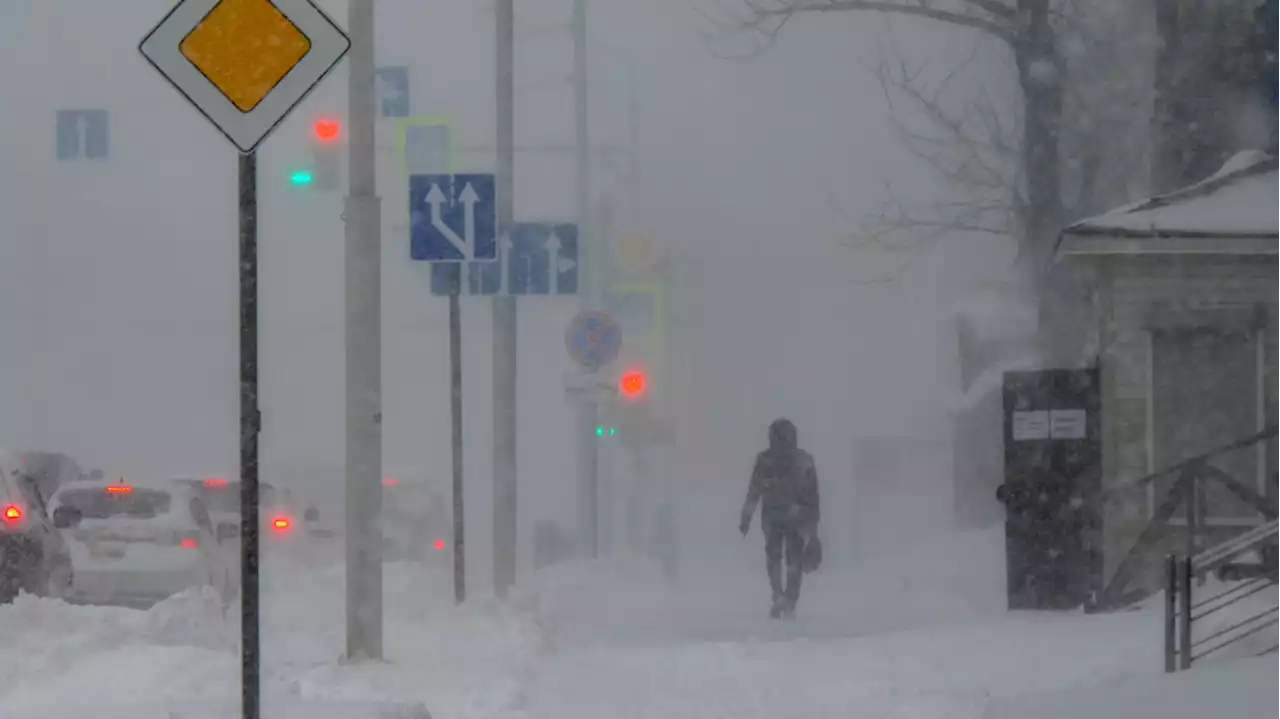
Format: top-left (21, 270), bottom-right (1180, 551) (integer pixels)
top-left (55, 109), bottom-right (109, 161)
top-left (375, 66), bottom-right (410, 117)
top-left (429, 222), bottom-right (578, 296)
top-left (409, 173), bottom-right (497, 262)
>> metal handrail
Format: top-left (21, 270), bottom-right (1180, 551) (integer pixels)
top-left (1192, 611), bottom-right (1278, 661)
top-left (1192, 578), bottom-right (1274, 620)
top-left (1165, 550), bottom-right (1280, 673)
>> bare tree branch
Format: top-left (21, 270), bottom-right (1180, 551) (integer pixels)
top-left (745, 0), bottom-right (1016, 42)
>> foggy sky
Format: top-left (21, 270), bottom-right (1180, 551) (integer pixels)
top-left (0, 0), bottom-right (1018, 577)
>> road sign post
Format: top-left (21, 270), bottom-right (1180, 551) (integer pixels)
top-left (138, 0), bottom-right (352, 705)
top-left (566, 310), bottom-right (622, 558)
top-left (448, 267), bottom-right (465, 605)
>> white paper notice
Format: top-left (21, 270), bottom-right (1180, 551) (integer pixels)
top-left (1050, 409), bottom-right (1087, 439)
top-left (1012, 410), bottom-right (1050, 441)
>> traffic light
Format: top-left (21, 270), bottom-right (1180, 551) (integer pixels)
top-left (294, 116), bottom-right (342, 190)
top-left (618, 367), bottom-right (648, 401)
top-left (595, 425), bottom-right (617, 437)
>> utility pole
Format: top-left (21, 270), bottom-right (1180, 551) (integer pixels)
top-left (572, 0), bottom-right (600, 559)
top-left (493, 0), bottom-right (519, 599)
top-left (344, 0), bottom-right (383, 660)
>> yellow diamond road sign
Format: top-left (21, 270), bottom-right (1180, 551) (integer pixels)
top-left (140, 0), bottom-right (350, 154)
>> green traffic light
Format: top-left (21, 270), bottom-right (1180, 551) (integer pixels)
top-left (290, 171), bottom-right (314, 185)
top-left (595, 426), bottom-right (617, 437)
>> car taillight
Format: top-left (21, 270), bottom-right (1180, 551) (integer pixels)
top-left (105, 485), bottom-right (132, 494)
top-left (179, 537), bottom-right (199, 549)
top-left (271, 517), bottom-right (290, 531)
top-left (2, 505), bottom-right (21, 522)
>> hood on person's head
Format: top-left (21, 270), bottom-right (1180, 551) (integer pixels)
top-left (768, 418), bottom-right (797, 451)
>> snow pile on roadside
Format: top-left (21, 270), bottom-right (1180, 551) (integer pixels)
top-left (985, 655), bottom-right (1277, 719)
top-left (266, 559), bottom-right (548, 719)
top-left (0, 591), bottom-right (236, 718)
top-left (0, 557), bottom-right (548, 719)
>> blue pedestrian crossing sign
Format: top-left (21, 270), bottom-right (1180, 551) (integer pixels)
top-left (565, 310), bottom-right (623, 370)
top-left (399, 117), bottom-right (455, 174)
top-left (409, 173), bottom-right (497, 262)
top-left (55, 109), bottom-right (109, 161)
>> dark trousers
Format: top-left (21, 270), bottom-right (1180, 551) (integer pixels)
top-left (763, 521), bottom-right (804, 606)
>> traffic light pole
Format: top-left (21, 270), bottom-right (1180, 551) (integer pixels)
top-left (344, 0), bottom-right (383, 660)
top-left (493, 0), bottom-right (519, 599)
top-left (572, 0), bottom-right (601, 560)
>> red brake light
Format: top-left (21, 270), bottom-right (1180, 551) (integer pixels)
top-left (3, 505), bottom-right (21, 521)
top-left (179, 537), bottom-right (199, 549)
top-left (272, 517), bottom-right (291, 530)
top-left (203, 477), bottom-right (228, 487)
top-left (433, 537), bottom-right (446, 551)
top-left (105, 485), bottom-right (132, 493)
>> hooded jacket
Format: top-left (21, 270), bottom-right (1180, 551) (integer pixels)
top-left (741, 419), bottom-right (821, 530)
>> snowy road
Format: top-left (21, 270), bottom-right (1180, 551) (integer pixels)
top-left (0, 528), bottom-right (1273, 718)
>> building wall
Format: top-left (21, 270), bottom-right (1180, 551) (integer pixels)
top-left (1088, 254), bottom-right (1278, 585)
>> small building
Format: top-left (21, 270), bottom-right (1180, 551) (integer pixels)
top-left (1054, 151), bottom-right (1278, 589)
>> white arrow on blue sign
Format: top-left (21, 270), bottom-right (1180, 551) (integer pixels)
top-left (409, 173), bottom-right (497, 262)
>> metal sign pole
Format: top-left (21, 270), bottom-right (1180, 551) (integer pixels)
top-left (449, 266), bottom-right (466, 604)
top-left (237, 152), bottom-right (261, 719)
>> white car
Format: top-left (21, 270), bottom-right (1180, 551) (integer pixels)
top-left (48, 479), bottom-right (234, 607)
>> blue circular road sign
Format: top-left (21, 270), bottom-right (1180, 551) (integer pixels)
top-left (566, 310), bottom-right (623, 369)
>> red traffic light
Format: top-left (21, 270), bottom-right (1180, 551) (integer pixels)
top-left (312, 118), bottom-right (341, 142)
top-left (619, 368), bottom-right (648, 400)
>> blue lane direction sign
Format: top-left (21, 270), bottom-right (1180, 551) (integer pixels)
top-left (409, 173), bottom-right (497, 262)
top-left (55, 109), bottom-right (109, 161)
top-left (508, 223), bottom-right (578, 295)
top-left (375, 66), bottom-right (410, 117)
top-left (428, 222), bottom-right (578, 296)
top-left (566, 310), bottom-right (623, 370)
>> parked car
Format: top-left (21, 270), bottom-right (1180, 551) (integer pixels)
top-left (48, 478), bottom-right (233, 607)
top-left (0, 451), bottom-right (73, 603)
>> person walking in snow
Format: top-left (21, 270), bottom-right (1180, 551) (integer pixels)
top-left (739, 418), bottom-right (821, 619)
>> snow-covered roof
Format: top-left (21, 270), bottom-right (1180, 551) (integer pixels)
top-left (1057, 151), bottom-right (1278, 257)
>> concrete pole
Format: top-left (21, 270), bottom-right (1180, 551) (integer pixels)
top-left (344, 0), bottom-right (383, 660)
top-left (493, 0), bottom-right (519, 599)
top-left (572, 0), bottom-right (601, 559)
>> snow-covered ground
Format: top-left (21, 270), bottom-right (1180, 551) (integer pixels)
top-left (0, 527), bottom-right (1273, 718)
